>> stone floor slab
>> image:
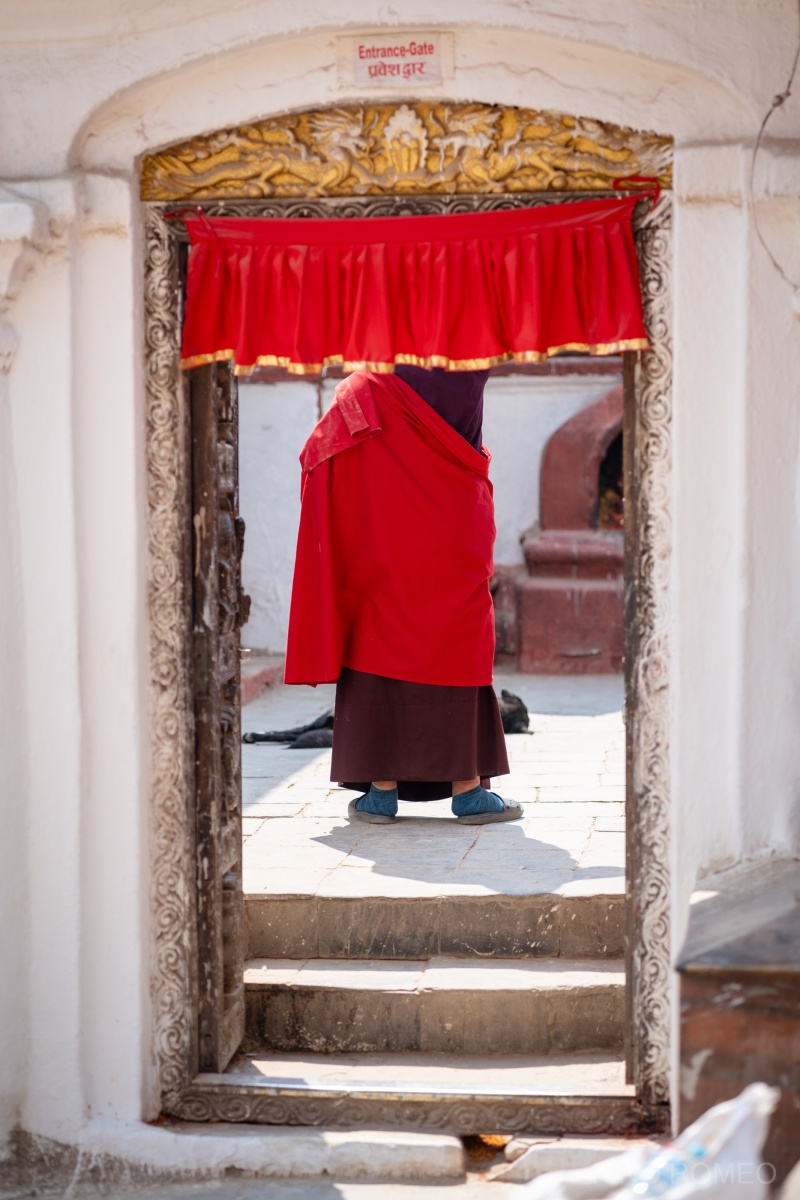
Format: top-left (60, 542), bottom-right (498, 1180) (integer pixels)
top-left (229, 1047), bottom-right (631, 1096)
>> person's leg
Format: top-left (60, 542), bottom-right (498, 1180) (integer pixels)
top-left (452, 777), bottom-right (480, 795)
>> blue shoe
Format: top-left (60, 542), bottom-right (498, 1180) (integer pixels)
top-left (348, 785), bottom-right (398, 824)
top-left (452, 786), bottom-right (523, 825)
top-left (454, 797), bottom-right (523, 825)
top-left (348, 797), bottom-right (397, 824)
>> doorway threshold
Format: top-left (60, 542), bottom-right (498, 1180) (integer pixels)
top-left (169, 1061), bottom-right (654, 1135)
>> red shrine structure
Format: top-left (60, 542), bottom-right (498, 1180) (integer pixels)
top-left (496, 384), bottom-right (625, 674)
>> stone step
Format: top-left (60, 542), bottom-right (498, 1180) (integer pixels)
top-left (245, 957), bottom-right (624, 1056)
top-left (230, 1047), bottom-right (632, 1097)
top-left (245, 892), bottom-right (624, 960)
top-left (85, 1121), bottom-right (466, 1183)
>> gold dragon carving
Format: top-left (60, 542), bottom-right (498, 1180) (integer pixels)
top-left (141, 102), bottom-right (672, 202)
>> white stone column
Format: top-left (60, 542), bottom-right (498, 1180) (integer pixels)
top-left (71, 172), bottom-right (156, 1125)
top-left (0, 191), bottom-right (43, 1147)
top-left (671, 142), bottom-right (749, 900)
top-left (669, 143), bottom-right (750, 1115)
top-left (2, 181), bottom-right (87, 1143)
top-left (739, 145), bottom-right (800, 855)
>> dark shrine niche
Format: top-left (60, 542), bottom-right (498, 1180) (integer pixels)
top-left (598, 432), bottom-right (624, 531)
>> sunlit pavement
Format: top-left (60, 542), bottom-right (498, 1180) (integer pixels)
top-left (242, 673), bottom-right (625, 900)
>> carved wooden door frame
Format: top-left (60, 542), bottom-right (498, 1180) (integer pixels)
top-left (142, 102), bottom-right (673, 1132)
top-left (187, 361), bottom-right (247, 1073)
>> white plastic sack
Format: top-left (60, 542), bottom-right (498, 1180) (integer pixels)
top-left (515, 1083), bottom-right (779, 1200)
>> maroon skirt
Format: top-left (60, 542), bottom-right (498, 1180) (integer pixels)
top-left (331, 667), bottom-right (510, 801)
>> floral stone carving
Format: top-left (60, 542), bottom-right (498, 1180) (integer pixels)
top-left (141, 102), bottom-right (672, 202)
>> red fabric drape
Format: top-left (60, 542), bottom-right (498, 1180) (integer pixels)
top-left (180, 198), bottom-right (648, 375)
top-left (284, 371), bottom-right (496, 687)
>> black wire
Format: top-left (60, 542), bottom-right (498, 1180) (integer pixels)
top-left (749, 0), bottom-right (800, 286)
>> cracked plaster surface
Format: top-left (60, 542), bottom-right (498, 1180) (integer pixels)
top-left (2, 0), bottom-right (799, 177)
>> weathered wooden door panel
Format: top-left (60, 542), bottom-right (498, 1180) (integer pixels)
top-left (189, 360), bottom-right (248, 1073)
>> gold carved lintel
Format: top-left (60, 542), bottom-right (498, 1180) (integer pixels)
top-left (141, 102), bottom-right (672, 202)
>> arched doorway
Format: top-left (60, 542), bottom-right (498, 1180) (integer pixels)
top-left (142, 101), bottom-right (674, 1132)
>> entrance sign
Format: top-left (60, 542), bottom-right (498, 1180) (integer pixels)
top-left (335, 35), bottom-right (454, 92)
top-left (352, 33), bottom-right (443, 86)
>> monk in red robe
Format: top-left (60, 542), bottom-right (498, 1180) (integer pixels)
top-left (285, 365), bottom-right (522, 826)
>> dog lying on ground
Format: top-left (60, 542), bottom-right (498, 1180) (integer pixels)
top-left (242, 688), bottom-right (530, 748)
top-left (243, 710), bottom-right (335, 749)
top-left (497, 688), bottom-right (530, 733)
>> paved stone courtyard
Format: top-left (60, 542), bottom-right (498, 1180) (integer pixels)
top-left (242, 673), bottom-right (625, 900)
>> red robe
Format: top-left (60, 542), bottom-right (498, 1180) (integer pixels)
top-left (284, 371), bottom-right (496, 687)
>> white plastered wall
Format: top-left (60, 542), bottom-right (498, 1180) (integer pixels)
top-left (240, 381), bottom-right (319, 654)
top-left (1, 0), bottom-right (800, 1154)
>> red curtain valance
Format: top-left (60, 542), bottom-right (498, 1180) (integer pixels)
top-left (180, 197), bottom-right (648, 375)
